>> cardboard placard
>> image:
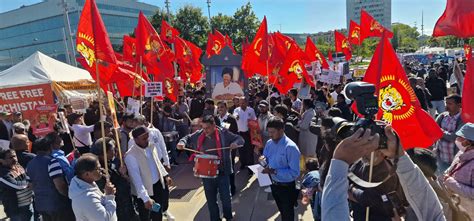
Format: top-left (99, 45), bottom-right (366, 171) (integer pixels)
top-left (31, 104), bottom-right (58, 137)
top-left (0, 84), bottom-right (54, 123)
top-left (145, 82), bottom-right (163, 97)
top-left (319, 70), bottom-right (342, 85)
top-left (107, 92), bottom-right (120, 128)
top-left (248, 119), bottom-right (263, 148)
top-left (353, 69), bottom-right (367, 78)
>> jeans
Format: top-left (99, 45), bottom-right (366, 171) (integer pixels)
top-left (271, 182), bottom-right (298, 221)
top-left (202, 174), bottom-right (233, 221)
top-left (165, 140), bottom-right (178, 164)
top-left (430, 100), bottom-right (445, 116)
top-left (9, 205), bottom-right (32, 221)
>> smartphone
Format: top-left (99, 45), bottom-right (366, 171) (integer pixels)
top-left (151, 202), bottom-right (161, 212)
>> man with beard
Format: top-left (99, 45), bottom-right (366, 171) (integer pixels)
top-left (119, 113), bottom-right (137, 154)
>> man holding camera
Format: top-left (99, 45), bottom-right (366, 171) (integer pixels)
top-left (321, 126), bottom-right (445, 221)
top-left (261, 117), bottom-right (301, 221)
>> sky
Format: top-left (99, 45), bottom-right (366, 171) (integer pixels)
top-left (0, 0), bottom-right (446, 34)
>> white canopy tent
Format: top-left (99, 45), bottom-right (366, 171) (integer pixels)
top-left (0, 51), bottom-right (96, 103)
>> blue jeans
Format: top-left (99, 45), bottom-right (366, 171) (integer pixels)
top-left (202, 174), bottom-right (232, 221)
top-left (9, 205), bottom-right (32, 221)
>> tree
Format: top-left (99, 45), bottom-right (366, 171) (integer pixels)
top-left (391, 29), bottom-right (399, 51)
top-left (173, 5), bottom-right (210, 48)
top-left (210, 13), bottom-right (234, 35)
top-left (392, 23), bottom-right (419, 52)
top-left (150, 8), bottom-right (173, 30)
top-left (231, 2), bottom-right (260, 53)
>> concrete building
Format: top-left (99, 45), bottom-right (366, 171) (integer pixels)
top-left (0, 0), bottom-right (158, 70)
top-left (346, 0), bottom-right (391, 30)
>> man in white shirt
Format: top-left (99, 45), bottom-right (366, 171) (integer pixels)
top-left (124, 126), bottom-right (173, 221)
top-left (212, 67), bottom-right (244, 100)
top-left (131, 115), bottom-right (171, 172)
top-left (68, 113), bottom-right (94, 154)
top-left (233, 97), bottom-right (257, 174)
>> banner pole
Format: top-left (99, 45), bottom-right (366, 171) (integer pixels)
top-left (113, 128), bottom-right (124, 166)
top-left (139, 56), bottom-right (143, 115)
top-left (95, 61), bottom-right (110, 180)
top-left (150, 97), bottom-right (154, 128)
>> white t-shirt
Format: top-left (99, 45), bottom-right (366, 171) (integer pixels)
top-left (233, 107), bottom-right (256, 132)
top-left (212, 82), bottom-right (244, 99)
top-left (71, 124), bottom-right (94, 147)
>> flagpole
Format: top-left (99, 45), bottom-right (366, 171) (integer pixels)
top-left (150, 98), bottom-right (154, 128)
top-left (95, 61), bottom-right (110, 180)
top-left (113, 127), bottom-right (124, 166)
top-left (139, 56), bottom-right (144, 115)
top-left (365, 31), bottom-right (386, 221)
top-left (132, 63), bottom-right (139, 98)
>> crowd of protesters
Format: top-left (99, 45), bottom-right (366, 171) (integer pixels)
top-left (0, 57), bottom-right (473, 221)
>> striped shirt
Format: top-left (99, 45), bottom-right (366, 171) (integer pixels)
top-left (0, 164), bottom-right (33, 213)
top-left (48, 158), bottom-right (64, 179)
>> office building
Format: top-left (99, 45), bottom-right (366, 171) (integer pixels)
top-left (346, 0), bottom-right (391, 30)
top-left (0, 0), bottom-right (158, 70)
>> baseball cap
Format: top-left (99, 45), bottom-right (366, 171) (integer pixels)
top-left (259, 100), bottom-right (269, 107)
top-left (456, 123), bottom-right (474, 141)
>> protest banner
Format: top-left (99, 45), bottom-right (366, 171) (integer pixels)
top-left (353, 68), bottom-right (367, 78)
top-left (248, 119), bottom-right (263, 148)
top-left (31, 104), bottom-right (58, 137)
top-left (145, 82), bottom-right (163, 97)
top-left (319, 70), bottom-right (342, 85)
top-left (0, 84), bottom-right (54, 123)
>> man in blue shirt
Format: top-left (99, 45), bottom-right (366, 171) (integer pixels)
top-left (262, 117), bottom-right (301, 221)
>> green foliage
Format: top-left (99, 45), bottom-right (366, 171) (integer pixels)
top-left (229, 2), bottom-right (260, 53)
top-left (173, 6), bottom-right (210, 48)
top-left (391, 23), bottom-right (419, 52)
top-left (210, 13), bottom-right (234, 34)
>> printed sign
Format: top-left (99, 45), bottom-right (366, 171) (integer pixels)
top-left (57, 112), bottom-right (70, 134)
top-left (126, 98), bottom-right (140, 116)
top-left (353, 68), bottom-right (367, 78)
top-left (31, 104), bottom-right (58, 137)
top-left (0, 84), bottom-right (54, 124)
top-left (69, 97), bottom-right (88, 113)
top-left (107, 92), bottom-right (120, 128)
top-left (145, 82), bottom-right (163, 97)
top-left (319, 70), bottom-right (342, 85)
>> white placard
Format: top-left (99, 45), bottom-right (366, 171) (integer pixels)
top-left (145, 82), bottom-right (163, 97)
top-left (69, 97), bottom-right (88, 113)
top-left (126, 98), bottom-right (140, 116)
top-left (319, 70), bottom-right (342, 85)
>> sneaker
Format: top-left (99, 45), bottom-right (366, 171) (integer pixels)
top-left (163, 211), bottom-right (175, 221)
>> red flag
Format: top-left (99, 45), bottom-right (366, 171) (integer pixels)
top-left (136, 12), bottom-right (173, 64)
top-left (160, 20), bottom-right (180, 43)
top-left (206, 31), bottom-right (225, 57)
top-left (462, 59), bottom-right (474, 123)
top-left (433, 0), bottom-right (474, 38)
top-left (76, 0), bottom-right (117, 82)
top-left (242, 16), bottom-right (270, 77)
top-left (225, 34), bottom-right (233, 46)
top-left (334, 31), bottom-right (352, 61)
top-left (464, 44), bottom-right (472, 60)
top-left (349, 20), bottom-right (361, 45)
top-left (174, 37), bottom-right (202, 83)
top-left (123, 35), bottom-right (137, 64)
top-left (362, 36), bottom-right (442, 149)
top-left (277, 44), bottom-right (311, 93)
top-left (360, 9), bottom-right (393, 43)
top-left (305, 37), bottom-right (329, 69)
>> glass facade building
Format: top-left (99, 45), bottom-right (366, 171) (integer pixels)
top-left (346, 0), bottom-right (391, 31)
top-left (0, 0), bottom-right (158, 70)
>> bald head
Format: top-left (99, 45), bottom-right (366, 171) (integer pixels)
top-left (11, 134), bottom-right (30, 151)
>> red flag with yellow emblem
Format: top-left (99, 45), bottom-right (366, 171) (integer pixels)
top-left (334, 31), bottom-right (352, 61)
top-left (349, 20), bottom-right (361, 45)
top-left (136, 12), bottom-right (174, 64)
top-left (242, 16), bottom-right (270, 77)
top-left (276, 44), bottom-right (311, 92)
top-left (174, 36), bottom-right (203, 83)
top-left (360, 9), bottom-right (393, 43)
top-left (464, 44), bottom-right (472, 60)
top-left (123, 35), bottom-right (137, 64)
top-left (160, 20), bottom-right (180, 43)
top-left (362, 36), bottom-right (442, 149)
top-left (76, 0), bottom-right (117, 82)
top-left (205, 31), bottom-right (224, 57)
top-left (305, 37), bottom-right (329, 69)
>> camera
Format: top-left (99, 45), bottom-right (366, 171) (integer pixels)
top-left (334, 82), bottom-right (388, 149)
